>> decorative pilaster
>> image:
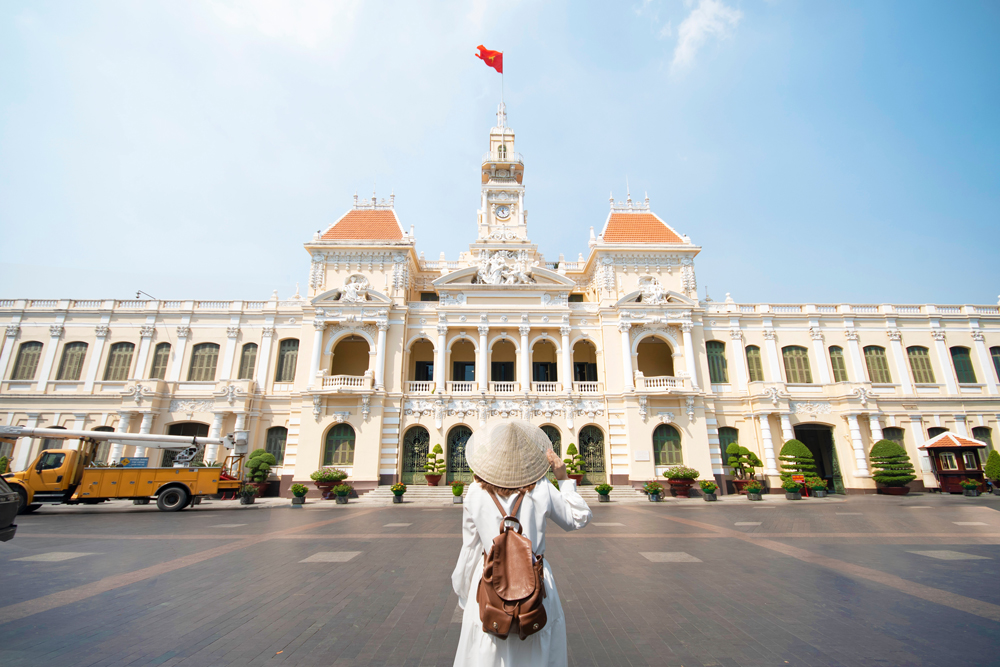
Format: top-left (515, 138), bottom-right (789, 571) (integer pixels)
top-left (618, 321), bottom-right (633, 391)
top-left (436, 324), bottom-right (447, 388)
top-left (519, 324), bottom-right (530, 390)
top-left (477, 324), bottom-right (489, 392)
top-left (885, 328), bottom-right (913, 394)
top-left (844, 414), bottom-right (870, 477)
top-left (681, 322), bottom-right (699, 390)
top-left (970, 330), bottom-right (998, 395)
top-left (809, 327), bottom-right (831, 385)
top-left (133, 324), bottom-right (157, 383)
top-left (931, 329), bottom-right (958, 395)
top-left (779, 413), bottom-right (794, 443)
top-left (374, 321), bottom-right (389, 390)
top-left (868, 414), bottom-right (884, 442)
top-left (219, 325), bottom-right (241, 380)
top-left (167, 325), bottom-right (191, 382)
top-left (758, 414), bottom-right (778, 475)
top-left (83, 324), bottom-right (111, 392)
top-left (309, 318), bottom-right (326, 389)
top-left (35, 324), bottom-right (64, 392)
top-left (109, 412), bottom-right (133, 463)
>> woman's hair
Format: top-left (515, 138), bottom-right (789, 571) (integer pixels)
top-left (474, 475), bottom-right (537, 497)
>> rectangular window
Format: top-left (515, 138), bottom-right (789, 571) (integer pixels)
top-left (907, 346), bottom-right (935, 384)
top-left (745, 346), bottom-right (764, 382)
top-left (419, 292), bottom-right (439, 301)
top-left (188, 343), bottom-right (220, 382)
top-left (453, 361), bottom-right (476, 381)
top-left (414, 361), bottom-right (434, 382)
top-left (11, 342), bottom-right (42, 381)
top-left (532, 362), bottom-right (558, 382)
top-left (828, 346), bottom-right (848, 383)
top-left (490, 362), bottom-right (514, 382)
top-left (706, 341), bottom-right (729, 384)
top-left (962, 451), bottom-right (978, 470)
top-left (883, 427), bottom-right (905, 447)
top-left (237, 343), bottom-right (256, 380)
top-left (103, 342), bottom-right (135, 381)
top-left (938, 452), bottom-right (958, 470)
top-left (863, 346), bottom-right (892, 384)
top-left (568, 294), bottom-right (584, 303)
top-left (991, 347), bottom-right (1000, 383)
top-left (275, 339), bottom-right (299, 383)
top-left (573, 362), bottom-right (598, 382)
top-left (149, 343), bottom-right (170, 380)
top-left (56, 342), bottom-right (88, 381)
top-left (951, 347), bottom-right (977, 384)
top-left (782, 346), bottom-right (813, 384)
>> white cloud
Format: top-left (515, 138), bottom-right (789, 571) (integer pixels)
top-left (671, 0), bottom-right (742, 71)
top-left (658, 20), bottom-right (673, 39)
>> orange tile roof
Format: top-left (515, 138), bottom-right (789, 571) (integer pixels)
top-left (321, 209), bottom-right (403, 241)
top-left (919, 433), bottom-right (988, 449)
top-left (602, 213), bottom-right (683, 243)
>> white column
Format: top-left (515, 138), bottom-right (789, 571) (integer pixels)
top-left (519, 325), bottom-right (530, 391)
top-left (731, 331), bottom-right (749, 392)
top-left (477, 325), bottom-right (489, 392)
top-left (256, 327), bottom-right (275, 386)
top-left (953, 415), bottom-right (969, 438)
top-left (205, 412), bottom-right (225, 463)
top-left (133, 325), bottom-right (156, 381)
top-left (845, 414), bottom-right (870, 477)
top-left (66, 413), bottom-right (87, 451)
top-left (886, 330), bottom-right (912, 394)
top-left (0, 324), bottom-right (20, 380)
top-left (560, 325), bottom-right (572, 392)
top-left (220, 325), bottom-right (240, 380)
top-left (110, 412), bottom-right (133, 464)
top-left (972, 332), bottom-right (998, 395)
top-left (436, 325), bottom-right (447, 388)
top-left (167, 326), bottom-right (190, 383)
top-left (762, 330), bottom-right (782, 382)
top-left (133, 412), bottom-right (155, 458)
top-left (907, 414), bottom-right (935, 487)
top-left (619, 322), bottom-right (633, 390)
top-left (868, 414), bottom-right (884, 442)
top-left (758, 414), bottom-right (778, 475)
top-left (309, 320), bottom-right (325, 389)
top-left (931, 330), bottom-right (958, 395)
top-left (779, 413), bottom-right (794, 443)
top-left (36, 325), bottom-right (63, 392)
top-left (374, 321), bottom-right (388, 390)
top-left (681, 322), bottom-right (700, 390)
top-left (809, 329), bottom-right (831, 385)
top-left (13, 413), bottom-right (40, 471)
top-left (83, 325), bottom-right (110, 392)
top-left (844, 329), bottom-right (865, 383)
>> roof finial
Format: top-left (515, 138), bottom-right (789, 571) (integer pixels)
top-left (609, 192), bottom-right (614, 209)
top-left (626, 178), bottom-right (632, 206)
top-left (497, 102), bottom-right (507, 128)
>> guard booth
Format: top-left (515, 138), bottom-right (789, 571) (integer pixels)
top-left (919, 433), bottom-right (988, 493)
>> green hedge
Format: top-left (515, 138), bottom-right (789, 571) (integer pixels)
top-left (984, 450), bottom-right (1000, 482)
top-left (869, 440), bottom-right (917, 487)
top-left (779, 439), bottom-right (815, 483)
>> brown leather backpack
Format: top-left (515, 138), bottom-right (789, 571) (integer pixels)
top-left (476, 489), bottom-right (547, 640)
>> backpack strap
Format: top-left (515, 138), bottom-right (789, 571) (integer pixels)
top-left (487, 488), bottom-right (527, 534)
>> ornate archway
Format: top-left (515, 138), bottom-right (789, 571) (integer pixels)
top-left (402, 426), bottom-right (430, 484)
top-left (578, 425), bottom-right (606, 485)
top-left (447, 425), bottom-right (473, 483)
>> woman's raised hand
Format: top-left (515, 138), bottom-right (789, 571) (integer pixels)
top-left (547, 449), bottom-right (568, 480)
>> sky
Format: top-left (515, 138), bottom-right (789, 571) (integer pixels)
top-left (1, 0), bottom-right (998, 305)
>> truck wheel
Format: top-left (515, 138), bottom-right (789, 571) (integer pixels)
top-left (156, 487), bottom-right (190, 512)
top-left (14, 487), bottom-right (29, 514)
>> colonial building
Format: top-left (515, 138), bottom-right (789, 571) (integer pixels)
top-left (2, 105), bottom-right (998, 494)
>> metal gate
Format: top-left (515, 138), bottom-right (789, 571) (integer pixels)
top-left (578, 425), bottom-right (606, 485)
top-left (447, 425), bottom-right (473, 483)
top-left (401, 426), bottom-right (430, 484)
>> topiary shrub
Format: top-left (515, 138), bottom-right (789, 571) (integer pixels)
top-left (425, 444), bottom-right (446, 475)
top-left (0, 456), bottom-right (8, 474)
top-left (779, 439), bottom-right (816, 483)
top-left (246, 448), bottom-right (276, 482)
top-left (984, 450), bottom-right (1000, 482)
top-left (563, 443), bottom-right (585, 476)
top-left (726, 443), bottom-right (763, 480)
top-left (869, 439), bottom-right (917, 487)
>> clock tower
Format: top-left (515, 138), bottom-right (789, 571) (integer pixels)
top-left (477, 103), bottom-right (527, 243)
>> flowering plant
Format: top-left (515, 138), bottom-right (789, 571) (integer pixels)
top-left (699, 480), bottom-right (718, 494)
top-left (390, 483), bottom-right (407, 495)
top-left (806, 477), bottom-right (827, 490)
top-left (332, 484), bottom-right (353, 497)
top-left (451, 480), bottom-right (466, 496)
top-left (595, 483), bottom-right (613, 495)
top-left (664, 466), bottom-right (700, 480)
top-left (238, 483), bottom-right (257, 498)
top-left (311, 468), bottom-right (348, 483)
top-left (745, 479), bottom-right (764, 493)
top-left (959, 478), bottom-right (980, 490)
top-left (781, 479), bottom-right (801, 492)
top-left (290, 483), bottom-right (309, 497)
top-left (643, 481), bottom-right (664, 495)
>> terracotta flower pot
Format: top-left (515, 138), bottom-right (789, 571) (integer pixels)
top-left (568, 474), bottom-right (584, 484)
top-left (667, 479), bottom-right (694, 498)
top-left (877, 485), bottom-right (910, 496)
top-left (314, 481), bottom-right (337, 499)
top-left (425, 474), bottom-right (442, 487)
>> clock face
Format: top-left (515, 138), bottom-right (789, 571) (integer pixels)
top-left (496, 205), bottom-right (511, 219)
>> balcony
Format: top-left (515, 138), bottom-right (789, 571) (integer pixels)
top-left (406, 381), bottom-right (436, 394)
top-left (448, 381), bottom-right (476, 393)
top-left (531, 382), bottom-right (560, 394)
top-left (573, 381), bottom-right (603, 394)
top-left (482, 150), bottom-right (523, 165)
top-left (490, 381), bottom-right (519, 393)
top-left (635, 374), bottom-right (687, 392)
top-left (321, 373), bottom-right (373, 391)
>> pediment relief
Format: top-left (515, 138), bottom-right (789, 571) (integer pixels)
top-left (433, 265), bottom-right (574, 288)
top-left (312, 275), bottom-right (391, 306)
top-left (615, 284), bottom-right (695, 308)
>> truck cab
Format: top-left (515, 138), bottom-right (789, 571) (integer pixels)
top-left (6, 448), bottom-right (87, 510)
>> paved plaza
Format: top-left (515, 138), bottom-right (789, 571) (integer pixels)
top-left (1, 493), bottom-right (999, 667)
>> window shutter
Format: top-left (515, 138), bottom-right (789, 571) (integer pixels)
top-left (782, 346), bottom-right (812, 384)
top-left (863, 346), bottom-right (892, 384)
top-left (950, 347), bottom-right (977, 384)
top-left (275, 339), bottom-right (299, 383)
top-left (828, 346), bottom-right (848, 383)
top-left (237, 343), bottom-right (257, 380)
top-left (57, 342), bottom-right (88, 381)
top-left (906, 346), bottom-right (935, 384)
top-left (149, 343), bottom-right (170, 380)
top-left (188, 343), bottom-right (220, 382)
top-left (652, 424), bottom-right (682, 465)
top-left (266, 427), bottom-right (287, 464)
top-left (11, 342), bottom-right (43, 381)
top-left (745, 346), bottom-right (764, 382)
top-left (103, 342), bottom-right (135, 381)
top-left (706, 341), bottom-right (728, 383)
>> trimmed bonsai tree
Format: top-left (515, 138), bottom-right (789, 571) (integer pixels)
top-left (726, 443), bottom-right (763, 479)
top-left (246, 449), bottom-right (276, 483)
top-left (778, 439), bottom-right (816, 484)
top-left (563, 443), bottom-right (585, 476)
top-left (869, 439), bottom-right (917, 487)
top-left (425, 444), bottom-right (446, 476)
top-left (984, 450), bottom-right (1000, 483)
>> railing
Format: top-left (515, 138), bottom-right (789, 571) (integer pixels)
top-left (490, 382), bottom-right (519, 393)
top-left (419, 260), bottom-right (461, 271)
top-left (573, 381), bottom-right (602, 393)
top-left (322, 374), bottom-right (372, 390)
top-left (72, 300), bottom-right (102, 308)
top-left (406, 381), bottom-right (436, 393)
top-left (245, 301), bottom-right (267, 309)
top-left (27, 300), bottom-right (57, 308)
top-left (447, 381), bottom-right (476, 393)
top-left (116, 300), bottom-right (148, 308)
top-left (196, 301), bottom-right (231, 309)
top-left (772, 305), bottom-right (801, 314)
top-left (532, 382), bottom-right (560, 393)
top-left (638, 375), bottom-right (684, 391)
top-left (481, 150), bottom-right (523, 164)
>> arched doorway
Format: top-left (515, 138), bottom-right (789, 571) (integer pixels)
top-left (447, 425), bottom-right (473, 483)
top-left (541, 425), bottom-right (562, 457)
top-left (793, 423), bottom-right (844, 494)
top-left (636, 336), bottom-right (675, 378)
top-left (323, 424), bottom-right (356, 468)
top-left (578, 425), bottom-right (606, 485)
top-left (402, 426), bottom-right (430, 484)
top-left (331, 335), bottom-right (371, 376)
top-left (163, 422), bottom-right (209, 467)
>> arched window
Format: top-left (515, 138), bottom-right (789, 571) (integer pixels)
top-left (164, 422), bottom-right (209, 467)
top-left (991, 347), bottom-right (1000, 382)
top-left (237, 343), bottom-right (257, 380)
top-left (265, 426), bottom-right (287, 465)
top-left (498, 144), bottom-right (507, 159)
top-left (188, 343), bottom-right (220, 382)
top-left (907, 346), bottom-right (935, 384)
top-left (149, 342), bottom-right (170, 379)
top-left (447, 425), bottom-right (473, 482)
top-left (973, 426), bottom-right (993, 452)
top-left (92, 425), bottom-right (114, 464)
top-left (863, 346), bottom-right (892, 384)
top-left (706, 341), bottom-right (728, 383)
top-left (56, 342), bottom-right (88, 381)
top-left (41, 424), bottom-right (67, 451)
top-left (323, 424), bottom-right (355, 466)
top-left (11, 341), bottom-right (42, 380)
top-left (718, 426), bottom-right (739, 453)
top-left (829, 346), bottom-right (848, 383)
top-left (882, 427), bottom-right (905, 447)
top-left (275, 339), bottom-right (299, 383)
top-left (950, 347), bottom-right (976, 384)
top-left (652, 424), bottom-right (682, 465)
top-left (103, 342), bottom-right (135, 381)
top-left (745, 345), bottom-right (764, 382)
top-left (928, 426), bottom-right (948, 439)
top-left (782, 346), bottom-right (812, 384)
top-left (541, 425), bottom-right (562, 457)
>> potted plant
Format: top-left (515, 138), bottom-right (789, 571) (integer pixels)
top-left (246, 448), bottom-right (276, 496)
top-left (310, 467), bottom-right (348, 499)
top-left (451, 480), bottom-right (466, 504)
top-left (726, 443), bottom-right (763, 494)
top-left (391, 482), bottom-right (407, 503)
top-left (663, 466), bottom-right (700, 498)
top-left (782, 479), bottom-right (802, 500)
top-left (424, 444), bottom-right (446, 486)
top-left (644, 481), bottom-right (663, 502)
top-left (332, 483), bottom-right (353, 504)
top-left (869, 439), bottom-right (917, 496)
top-left (595, 483), bottom-right (613, 502)
top-left (563, 443), bottom-right (585, 484)
top-left (959, 478), bottom-right (981, 497)
top-left (290, 483), bottom-right (308, 505)
top-left (806, 477), bottom-right (828, 498)
top-left (699, 479), bottom-right (718, 501)
top-left (238, 483), bottom-right (257, 505)
top-left (745, 479), bottom-right (764, 501)
top-left (985, 450), bottom-right (1000, 496)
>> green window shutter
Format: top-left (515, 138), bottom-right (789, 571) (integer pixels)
top-left (652, 424), bottom-right (682, 465)
top-left (56, 342), bottom-right (88, 381)
top-left (882, 427), bottom-right (905, 447)
top-left (745, 346), bottom-right (764, 382)
top-left (782, 346), bottom-right (812, 384)
top-left (718, 427), bottom-right (739, 452)
top-left (950, 347), bottom-right (977, 384)
top-left (265, 427), bottom-right (287, 464)
top-left (275, 339), bottom-right (299, 382)
top-left (237, 343), bottom-right (257, 380)
top-left (323, 424), bottom-right (356, 466)
top-left (11, 342), bottom-right (43, 380)
top-left (972, 426), bottom-right (993, 451)
top-left (828, 346), bottom-right (848, 383)
top-left (863, 346), bottom-right (892, 383)
top-left (991, 347), bottom-right (1000, 382)
top-left (706, 341), bottom-right (728, 383)
top-left (906, 346), bottom-right (935, 384)
top-left (103, 342), bottom-right (135, 381)
top-left (188, 343), bottom-right (220, 382)
top-left (149, 343), bottom-right (170, 379)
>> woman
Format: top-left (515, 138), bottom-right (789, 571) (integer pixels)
top-left (452, 420), bottom-right (592, 666)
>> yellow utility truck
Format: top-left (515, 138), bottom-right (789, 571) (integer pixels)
top-left (0, 426), bottom-right (247, 513)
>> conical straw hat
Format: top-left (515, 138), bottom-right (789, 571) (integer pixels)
top-left (466, 420), bottom-right (552, 488)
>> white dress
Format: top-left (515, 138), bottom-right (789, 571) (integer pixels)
top-left (451, 479), bottom-right (592, 667)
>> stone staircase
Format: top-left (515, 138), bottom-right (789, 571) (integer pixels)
top-left (355, 483), bottom-right (650, 506)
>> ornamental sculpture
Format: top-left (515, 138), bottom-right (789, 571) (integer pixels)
top-left (637, 276), bottom-right (666, 305)
top-left (474, 249), bottom-right (535, 285)
top-left (339, 275), bottom-right (370, 303)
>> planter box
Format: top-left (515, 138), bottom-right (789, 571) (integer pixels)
top-left (877, 485), bottom-right (910, 496)
top-left (747, 492), bottom-right (763, 501)
top-left (291, 496), bottom-right (305, 505)
top-left (392, 495), bottom-right (404, 504)
top-left (335, 496), bottom-right (349, 504)
top-left (648, 494), bottom-right (661, 502)
top-left (453, 496), bottom-right (463, 504)
top-left (994, 488), bottom-right (1000, 496)
top-left (812, 489), bottom-right (828, 498)
top-left (667, 479), bottom-right (694, 498)
top-left (240, 496), bottom-right (255, 505)
top-left (598, 494), bottom-right (610, 503)
top-left (785, 492), bottom-right (802, 500)
top-left (963, 489), bottom-right (980, 497)
top-left (703, 493), bottom-right (717, 502)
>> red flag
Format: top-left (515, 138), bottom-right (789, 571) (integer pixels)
top-left (475, 45), bottom-right (503, 74)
